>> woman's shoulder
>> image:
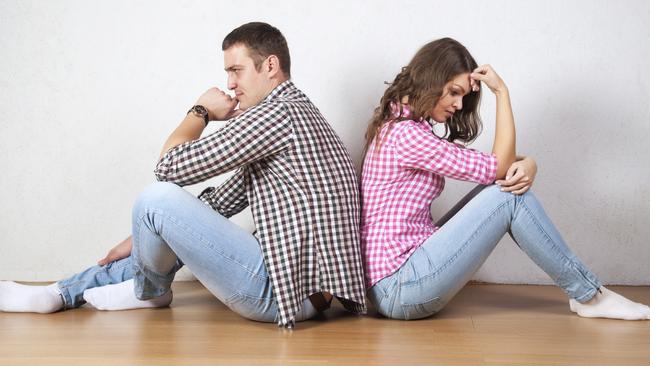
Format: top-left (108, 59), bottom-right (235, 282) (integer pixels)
top-left (387, 119), bottom-right (433, 140)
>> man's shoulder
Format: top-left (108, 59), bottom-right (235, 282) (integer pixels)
top-left (270, 80), bottom-right (311, 104)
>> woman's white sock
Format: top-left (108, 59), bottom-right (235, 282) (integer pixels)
top-left (570, 286), bottom-right (650, 320)
top-left (0, 281), bottom-right (64, 313)
top-left (82, 279), bottom-right (172, 311)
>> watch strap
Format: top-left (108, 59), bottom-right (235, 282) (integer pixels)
top-left (187, 105), bottom-right (209, 126)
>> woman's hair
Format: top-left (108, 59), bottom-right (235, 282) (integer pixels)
top-left (364, 37), bottom-right (482, 154)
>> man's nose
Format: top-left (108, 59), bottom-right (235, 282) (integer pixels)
top-left (227, 76), bottom-right (236, 90)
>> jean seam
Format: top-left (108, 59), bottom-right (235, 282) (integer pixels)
top-left (573, 286), bottom-right (599, 303)
top-left (135, 208), bottom-right (267, 281)
top-left (519, 199), bottom-right (601, 293)
top-left (227, 291), bottom-right (276, 304)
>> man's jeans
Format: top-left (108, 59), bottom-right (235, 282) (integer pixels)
top-left (368, 185), bottom-right (602, 320)
top-left (57, 182), bottom-right (317, 322)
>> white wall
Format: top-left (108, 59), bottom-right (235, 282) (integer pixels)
top-left (1, 0), bottom-right (648, 284)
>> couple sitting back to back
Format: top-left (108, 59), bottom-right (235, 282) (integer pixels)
top-left (1, 22), bottom-right (648, 328)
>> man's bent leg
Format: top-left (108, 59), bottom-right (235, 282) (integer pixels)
top-left (0, 256), bottom-right (135, 313)
top-left (58, 257), bottom-right (135, 309)
top-left (130, 182), bottom-right (316, 322)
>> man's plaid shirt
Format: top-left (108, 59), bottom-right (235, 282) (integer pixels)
top-left (154, 80), bottom-right (366, 327)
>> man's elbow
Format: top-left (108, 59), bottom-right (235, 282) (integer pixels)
top-left (153, 168), bottom-right (170, 182)
top-left (153, 160), bottom-right (175, 182)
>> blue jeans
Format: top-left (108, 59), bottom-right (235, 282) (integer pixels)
top-left (57, 182), bottom-right (317, 322)
top-left (368, 185), bottom-right (602, 320)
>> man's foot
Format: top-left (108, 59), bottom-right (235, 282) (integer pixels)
top-left (570, 286), bottom-right (650, 320)
top-left (0, 281), bottom-right (64, 313)
top-left (82, 279), bottom-right (172, 311)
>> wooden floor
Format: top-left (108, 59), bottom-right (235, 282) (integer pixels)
top-left (1, 283), bottom-right (649, 365)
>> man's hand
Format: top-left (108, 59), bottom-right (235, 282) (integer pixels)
top-left (97, 235), bottom-right (133, 266)
top-left (495, 156), bottom-right (537, 195)
top-left (196, 87), bottom-right (243, 121)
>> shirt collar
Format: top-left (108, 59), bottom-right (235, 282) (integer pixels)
top-left (263, 79), bottom-right (295, 103)
top-left (390, 102), bottom-right (412, 119)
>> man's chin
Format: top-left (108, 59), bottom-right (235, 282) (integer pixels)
top-left (239, 98), bottom-right (265, 111)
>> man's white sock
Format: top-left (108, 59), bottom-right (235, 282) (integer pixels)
top-left (82, 279), bottom-right (172, 311)
top-left (0, 281), bottom-right (64, 313)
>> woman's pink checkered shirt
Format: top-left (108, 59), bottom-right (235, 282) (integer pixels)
top-left (360, 106), bottom-right (498, 287)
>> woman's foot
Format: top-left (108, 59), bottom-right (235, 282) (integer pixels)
top-left (570, 286), bottom-right (650, 320)
top-left (82, 279), bottom-right (172, 311)
top-left (0, 281), bottom-right (64, 313)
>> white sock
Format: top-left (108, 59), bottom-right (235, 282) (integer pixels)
top-left (0, 281), bottom-right (64, 313)
top-left (570, 286), bottom-right (650, 320)
top-left (82, 279), bottom-right (172, 311)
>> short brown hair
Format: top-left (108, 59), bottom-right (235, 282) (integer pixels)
top-left (222, 22), bottom-right (291, 77)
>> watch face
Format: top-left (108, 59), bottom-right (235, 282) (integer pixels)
top-left (194, 105), bottom-right (207, 116)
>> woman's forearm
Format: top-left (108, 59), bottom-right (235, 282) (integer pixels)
top-left (491, 87), bottom-right (516, 179)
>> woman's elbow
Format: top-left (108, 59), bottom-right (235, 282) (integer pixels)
top-left (494, 157), bottom-right (515, 179)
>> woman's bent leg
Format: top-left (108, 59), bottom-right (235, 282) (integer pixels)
top-left (369, 184), bottom-right (602, 320)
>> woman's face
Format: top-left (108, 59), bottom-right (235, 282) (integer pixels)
top-left (431, 72), bottom-right (471, 123)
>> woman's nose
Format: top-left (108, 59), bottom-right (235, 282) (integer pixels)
top-left (453, 98), bottom-right (463, 110)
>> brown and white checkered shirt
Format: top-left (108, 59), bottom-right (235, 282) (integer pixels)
top-left (154, 80), bottom-right (366, 327)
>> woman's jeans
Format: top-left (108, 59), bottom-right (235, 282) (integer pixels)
top-left (56, 182), bottom-right (317, 323)
top-left (368, 184), bottom-right (602, 320)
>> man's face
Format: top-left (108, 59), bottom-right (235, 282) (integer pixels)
top-left (224, 44), bottom-right (273, 110)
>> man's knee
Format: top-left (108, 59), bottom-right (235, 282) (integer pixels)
top-left (132, 182), bottom-right (186, 217)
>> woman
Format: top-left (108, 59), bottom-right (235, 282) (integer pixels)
top-left (360, 38), bottom-right (650, 320)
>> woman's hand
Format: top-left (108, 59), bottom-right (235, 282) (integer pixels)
top-left (495, 156), bottom-right (537, 195)
top-left (471, 64), bottom-right (507, 95)
top-left (97, 235), bottom-right (133, 266)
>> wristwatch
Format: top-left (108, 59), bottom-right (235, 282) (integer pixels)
top-left (187, 105), bottom-right (209, 126)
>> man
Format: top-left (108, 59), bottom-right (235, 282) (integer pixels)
top-left (0, 22), bottom-right (366, 328)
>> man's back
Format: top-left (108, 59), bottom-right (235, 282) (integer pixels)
top-left (157, 80), bottom-right (366, 326)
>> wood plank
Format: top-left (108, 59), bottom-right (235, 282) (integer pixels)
top-left (1, 283), bottom-right (649, 365)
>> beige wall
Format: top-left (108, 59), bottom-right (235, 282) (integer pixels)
top-left (1, 0), bottom-right (648, 284)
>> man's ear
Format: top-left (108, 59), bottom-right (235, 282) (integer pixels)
top-left (266, 55), bottom-right (281, 78)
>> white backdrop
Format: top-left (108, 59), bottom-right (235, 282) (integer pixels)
top-left (1, 0), bottom-right (648, 284)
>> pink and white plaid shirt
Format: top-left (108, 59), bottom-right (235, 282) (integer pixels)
top-left (360, 105), bottom-right (498, 287)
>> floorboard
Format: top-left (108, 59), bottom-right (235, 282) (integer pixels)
top-left (1, 283), bottom-right (649, 365)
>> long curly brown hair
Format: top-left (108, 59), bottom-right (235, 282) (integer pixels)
top-left (364, 38), bottom-right (483, 155)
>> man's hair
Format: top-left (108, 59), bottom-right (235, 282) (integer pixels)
top-left (222, 22), bottom-right (291, 77)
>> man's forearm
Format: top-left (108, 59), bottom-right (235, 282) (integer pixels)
top-left (158, 114), bottom-right (205, 159)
